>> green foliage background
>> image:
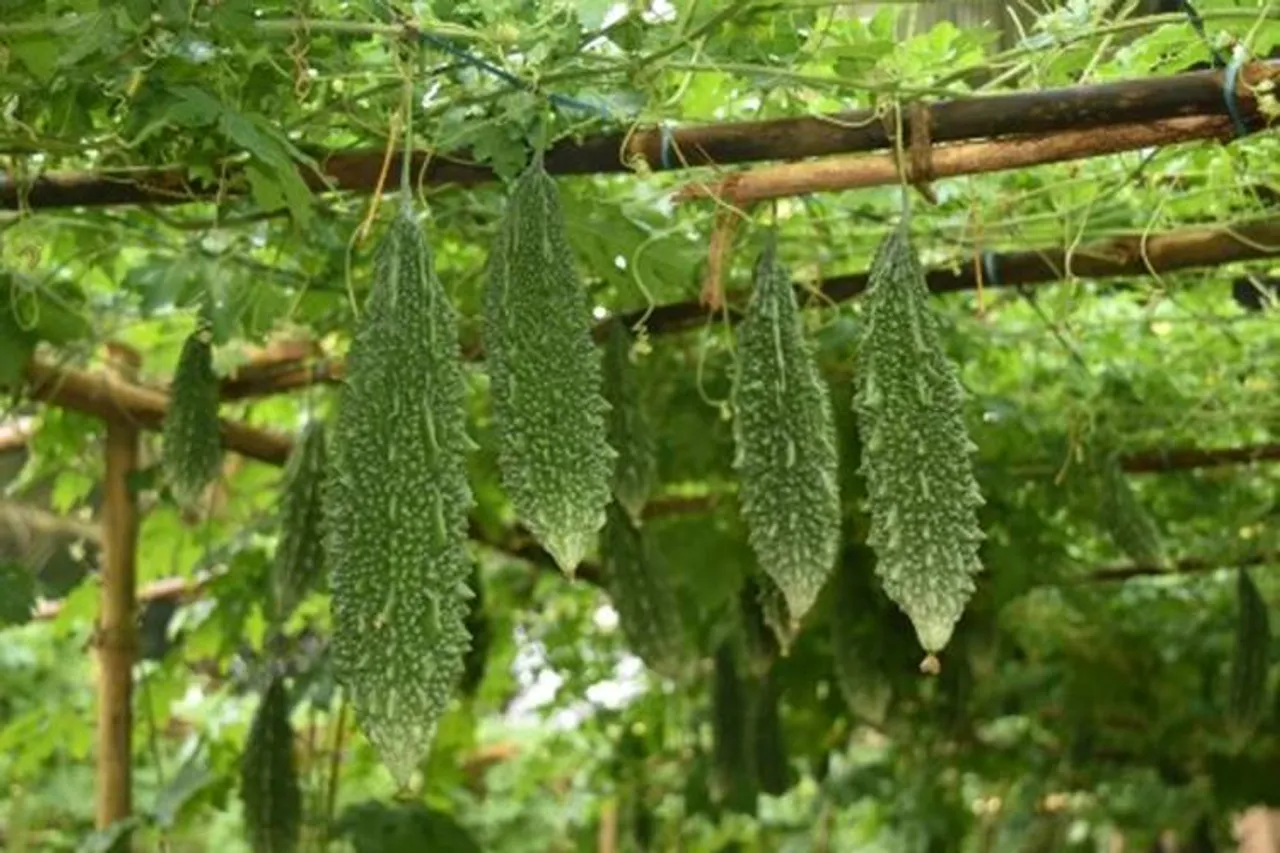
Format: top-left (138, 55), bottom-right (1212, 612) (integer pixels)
top-left (2, 1), bottom-right (1280, 851)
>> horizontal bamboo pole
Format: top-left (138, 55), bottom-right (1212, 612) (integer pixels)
top-left (2, 61), bottom-right (1276, 212)
top-left (219, 213), bottom-right (1280, 399)
top-left (23, 359), bottom-right (293, 467)
top-left (673, 115), bottom-right (1235, 205)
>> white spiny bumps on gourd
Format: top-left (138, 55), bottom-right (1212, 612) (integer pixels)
top-left (483, 155), bottom-right (615, 574)
top-left (732, 232), bottom-right (841, 628)
top-left (1097, 452), bottom-right (1166, 569)
top-left (603, 320), bottom-right (657, 525)
top-left (271, 420), bottom-right (328, 627)
top-left (327, 201), bottom-right (475, 787)
top-left (600, 500), bottom-right (686, 678)
top-left (162, 323), bottom-right (223, 507)
top-left (854, 215), bottom-right (984, 667)
top-left (240, 676), bottom-right (302, 853)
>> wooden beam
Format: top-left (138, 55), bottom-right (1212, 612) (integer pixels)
top-left (1, 61), bottom-right (1275, 212)
top-left (23, 359), bottom-right (292, 467)
top-left (94, 344), bottom-right (141, 841)
top-left (673, 115), bottom-right (1236, 205)
top-left (218, 213), bottom-right (1280, 400)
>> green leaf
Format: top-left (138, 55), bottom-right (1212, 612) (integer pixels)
top-left (10, 37), bottom-right (60, 81)
top-left (152, 753), bottom-right (215, 829)
top-left (336, 802), bottom-right (483, 853)
top-left (0, 564), bottom-right (36, 628)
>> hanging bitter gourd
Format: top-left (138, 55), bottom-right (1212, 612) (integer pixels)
top-left (271, 420), bottom-right (328, 627)
top-left (854, 214), bottom-right (985, 667)
top-left (162, 323), bottom-right (223, 507)
top-left (460, 562), bottom-right (491, 700)
top-left (755, 570), bottom-right (797, 657)
top-left (603, 320), bottom-right (657, 525)
top-left (600, 499), bottom-right (686, 678)
top-left (240, 676), bottom-right (302, 853)
top-left (484, 155), bottom-right (614, 575)
top-left (711, 640), bottom-right (758, 816)
top-left (1228, 568), bottom-right (1271, 736)
top-left (732, 231), bottom-right (841, 629)
top-left (1096, 452), bottom-right (1166, 569)
top-left (327, 201), bottom-right (475, 786)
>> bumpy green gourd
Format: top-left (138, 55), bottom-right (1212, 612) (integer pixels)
top-left (271, 420), bottom-right (328, 627)
top-left (603, 320), bottom-right (657, 525)
top-left (710, 641), bottom-right (758, 816)
top-left (1097, 453), bottom-right (1165, 569)
top-left (1229, 568), bottom-right (1271, 735)
top-left (855, 215), bottom-right (985, 666)
top-left (484, 156), bottom-right (614, 574)
top-left (600, 500), bottom-right (686, 678)
top-left (732, 232), bottom-right (841, 628)
top-left (751, 671), bottom-right (792, 796)
top-left (739, 576), bottom-right (780, 677)
top-left (162, 325), bottom-right (223, 507)
top-left (240, 676), bottom-right (302, 853)
top-left (460, 563), bottom-right (491, 700)
top-left (829, 548), bottom-right (896, 725)
top-left (327, 201), bottom-right (474, 786)
top-left (755, 571), bottom-right (796, 657)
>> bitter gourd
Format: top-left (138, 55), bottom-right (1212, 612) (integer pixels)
top-left (854, 215), bottom-right (985, 665)
top-left (484, 156), bottom-right (614, 574)
top-left (829, 549), bottom-right (895, 725)
top-left (600, 499), bottom-right (686, 678)
top-left (327, 201), bottom-right (475, 786)
top-left (711, 640), bottom-right (758, 816)
top-left (751, 670), bottom-right (792, 796)
top-left (732, 232), bottom-right (841, 628)
top-left (460, 563), bottom-right (491, 700)
top-left (754, 570), bottom-right (797, 657)
top-left (603, 320), bottom-right (657, 525)
top-left (162, 324), bottom-right (223, 507)
top-left (271, 420), bottom-right (327, 627)
top-left (1097, 452), bottom-right (1165, 569)
top-left (1228, 568), bottom-right (1271, 736)
top-left (240, 676), bottom-right (302, 853)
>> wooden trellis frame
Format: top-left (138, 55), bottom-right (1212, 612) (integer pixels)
top-left (3, 50), bottom-right (1279, 840)
top-left (211, 213), bottom-right (1280, 398)
top-left (1, 60), bottom-right (1276, 212)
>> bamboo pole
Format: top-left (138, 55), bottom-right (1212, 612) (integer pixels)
top-left (673, 115), bottom-right (1237, 205)
top-left (23, 358), bottom-right (292, 467)
top-left (218, 213), bottom-right (1280, 399)
top-left (94, 343), bottom-right (141, 839)
top-left (1, 61), bottom-right (1276, 212)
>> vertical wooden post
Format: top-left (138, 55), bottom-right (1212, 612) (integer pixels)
top-left (96, 343), bottom-right (141, 837)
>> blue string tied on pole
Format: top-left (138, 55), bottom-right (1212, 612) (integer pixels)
top-left (981, 250), bottom-right (1001, 289)
top-left (658, 122), bottom-right (677, 171)
top-left (1222, 46), bottom-right (1252, 140)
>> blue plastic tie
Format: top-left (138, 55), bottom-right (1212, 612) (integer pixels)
top-left (1222, 49), bottom-right (1251, 139)
top-left (417, 30), bottom-right (617, 121)
top-left (981, 251), bottom-right (1001, 287)
top-left (658, 123), bottom-right (676, 170)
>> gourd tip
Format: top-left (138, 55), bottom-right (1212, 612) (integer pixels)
top-left (919, 654), bottom-right (941, 676)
